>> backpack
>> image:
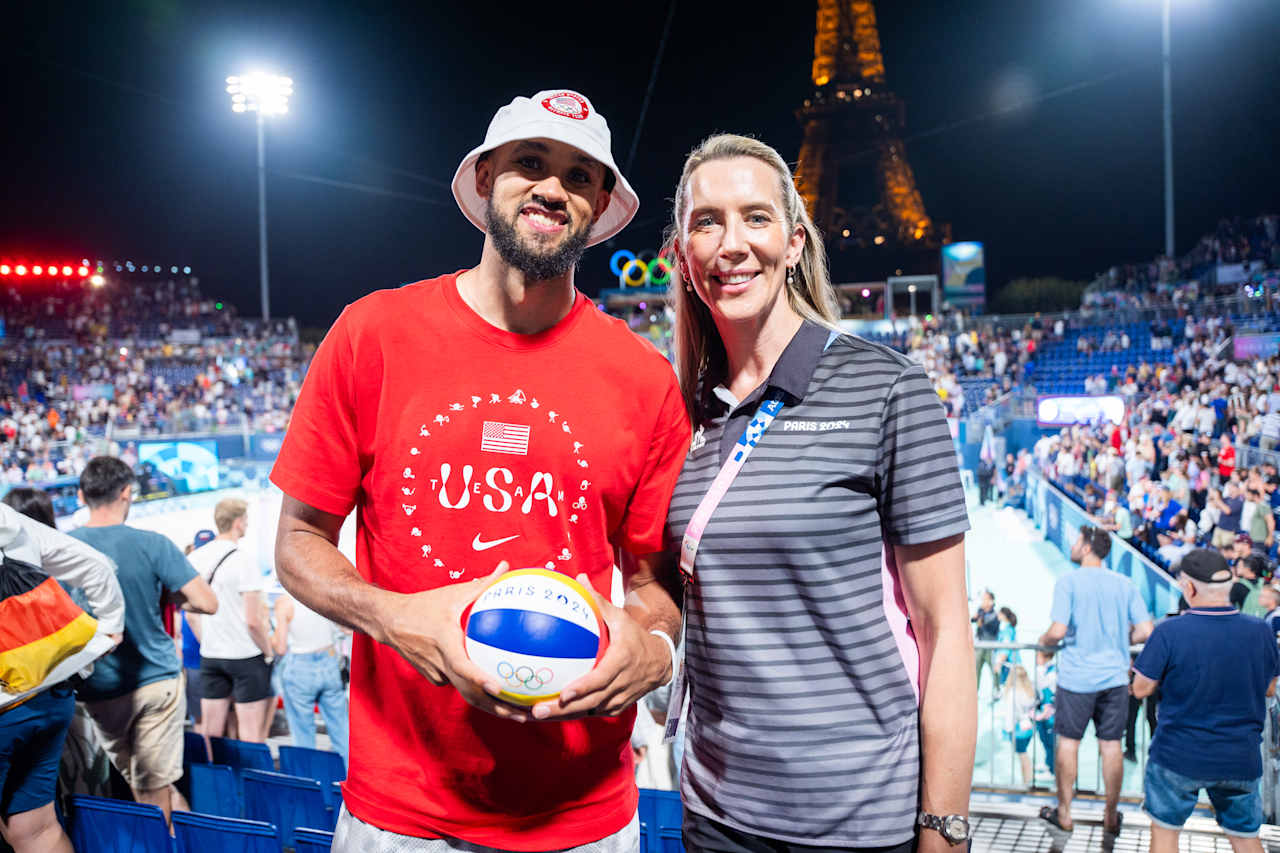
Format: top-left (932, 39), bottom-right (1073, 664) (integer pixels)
top-left (0, 549), bottom-right (98, 693)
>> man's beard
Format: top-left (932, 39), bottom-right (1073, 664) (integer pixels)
top-left (486, 200), bottom-right (591, 281)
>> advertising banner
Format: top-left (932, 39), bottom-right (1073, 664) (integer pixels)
top-left (941, 242), bottom-right (986, 308)
top-left (1234, 333), bottom-right (1280, 361)
top-left (1036, 394), bottom-right (1126, 427)
top-left (71, 383), bottom-right (116, 401)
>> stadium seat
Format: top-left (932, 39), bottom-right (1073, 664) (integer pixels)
top-left (190, 763), bottom-right (241, 818)
top-left (638, 789), bottom-right (682, 853)
top-left (293, 826), bottom-right (336, 853)
top-left (209, 735), bottom-right (274, 772)
top-left (68, 794), bottom-right (172, 853)
top-left (279, 745), bottom-right (346, 808)
top-left (171, 811), bottom-right (278, 853)
top-left (185, 730), bottom-right (211, 764)
top-left (242, 768), bottom-right (331, 848)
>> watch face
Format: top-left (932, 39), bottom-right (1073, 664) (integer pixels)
top-left (943, 815), bottom-right (971, 841)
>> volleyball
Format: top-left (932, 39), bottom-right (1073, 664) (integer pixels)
top-left (463, 568), bottom-right (608, 707)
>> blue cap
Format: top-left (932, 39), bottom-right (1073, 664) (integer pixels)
top-left (193, 529), bottom-right (216, 548)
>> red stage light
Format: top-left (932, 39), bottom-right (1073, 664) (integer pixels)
top-left (61, 265), bottom-right (72, 276)
top-left (15, 265), bottom-right (26, 276)
top-left (32, 266), bottom-right (43, 275)
top-left (47, 264), bottom-right (58, 276)
top-left (0, 265), bottom-right (9, 275)
top-left (77, 266), bottom-right (89, 277)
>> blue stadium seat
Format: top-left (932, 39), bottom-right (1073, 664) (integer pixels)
top-left (185, 730), bottom-right (211, 764)
top-left (294, 826), bottom-right (335, 853)
top-left (190, 763), bottom-right (240, 818)
top-left (279, 745), bottom-right (346, 808)
top-left (172, 811), bottom-right (278, 853)
top-left (242, 768), bottom-right (331, 848)
top-left (68, 795), bottom-right (172, 853)
top-left (638, 789), bottom-right (682, 853)
top-left (209, 736), bottom-right (274, 773)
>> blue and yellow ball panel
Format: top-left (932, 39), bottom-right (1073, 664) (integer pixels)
top-left (464, 568), bottom-right (606, 706)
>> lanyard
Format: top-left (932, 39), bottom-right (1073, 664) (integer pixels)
top-left (678, 393), bottom-right (786, 585)
top-left (665, 390), bottom-right (787, 741)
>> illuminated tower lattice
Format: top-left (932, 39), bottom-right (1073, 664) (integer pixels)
top-left (795, 1), bottom-right (945, 268)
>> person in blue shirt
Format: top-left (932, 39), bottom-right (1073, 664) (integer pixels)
top-left (1133, 549), bottom-right (1280, 852)
top-left (69, 456), bottom-right (218, 825)
top-left (1037, 526), bottom-right (1153, 837)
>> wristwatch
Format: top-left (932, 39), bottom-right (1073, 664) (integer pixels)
top-left (917, 811), bottom-right (971, 846)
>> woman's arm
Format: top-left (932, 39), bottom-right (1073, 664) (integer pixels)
top-left (895, 533), bottom-right (975, 853)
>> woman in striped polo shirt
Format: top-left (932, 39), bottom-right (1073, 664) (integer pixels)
top-left (662, 134), bottom-right (976, 852)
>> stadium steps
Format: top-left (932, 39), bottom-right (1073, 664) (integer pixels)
top-left (967, 799), bottom-right (1280, 852)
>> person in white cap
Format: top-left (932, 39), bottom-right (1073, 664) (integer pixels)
top-left (270, 89), bottom-right (690, 852)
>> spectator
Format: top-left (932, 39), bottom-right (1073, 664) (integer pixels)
top-left (68, 456), bottom-right (217, 825)
top-left (272, 593), bottom-right (350, 765)
top-left (188, 498), bottom-right (273, 743)
top-left (1231, 555), bottom-right (1269, 618)
top-left (179, 529), bottom-right (217, 732)
top-left (1210, 484), bottom-right (1246, 550)
top-left (1002, 665), bottom-right (1039, 789)
top-left (0, 498), bottom-right (123, 853)
top-left (977, 454), bottom-right (996, 505)
top-left (972, 590), bottom-right (1000, 690)
top-left (1038, 526), bottom-right (1153, 837)
top-left (1259, 585), bottom-right (1280, 631)
top-left (1132, 549), bottom-right (1279, 852)
top-left (1033, 650), bottom-right (1058, 775)
top-left (995, 606), bottom-right (1020, 694)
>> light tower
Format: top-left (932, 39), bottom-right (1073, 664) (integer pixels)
top-left (227, 72), bottom-right (293, 322)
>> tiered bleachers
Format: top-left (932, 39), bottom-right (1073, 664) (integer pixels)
top-left (1026, 322), bottom-right (1154, 395)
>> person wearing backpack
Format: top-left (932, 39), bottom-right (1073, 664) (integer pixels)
top-left (69, 456), bottom-right (218, 826)
top-left (0, 498), bottom-right (123, 853)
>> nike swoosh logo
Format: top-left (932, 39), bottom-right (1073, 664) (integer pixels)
top-left (472, 534), bottom-right (519, 551)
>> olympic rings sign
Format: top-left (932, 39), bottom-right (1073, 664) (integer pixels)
top-left (497, 661), bottom-right (555, 690)
top-left (609, 249), bottom-right (677, 288)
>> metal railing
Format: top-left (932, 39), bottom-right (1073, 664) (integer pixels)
top-left (973, 641), bottom-right (1153, 799)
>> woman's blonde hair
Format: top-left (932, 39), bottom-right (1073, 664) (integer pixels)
top-left (662, 134), bottom-right (843, 420)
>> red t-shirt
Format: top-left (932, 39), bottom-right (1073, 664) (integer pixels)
top-left (1219, 443), bottom-right (1236, 479)
top-left (269, 273), bottom-right (690, 849)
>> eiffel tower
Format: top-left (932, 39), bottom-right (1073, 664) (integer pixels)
top-left (794, 1), bottom-right (946, 279)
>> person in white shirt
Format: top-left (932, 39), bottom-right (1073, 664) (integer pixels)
top-left (271, 593), bottom-right (350, 764)
top-left (189, 498), bottom-right (273, 742)
top-left (0, 495), bottom-right (123, 853)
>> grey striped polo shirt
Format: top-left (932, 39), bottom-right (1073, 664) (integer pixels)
top-left (665, 321), bottom-right (970, 846)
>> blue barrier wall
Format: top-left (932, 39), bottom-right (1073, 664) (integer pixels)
top-left (1026, 469), bottom-right (1182, 620)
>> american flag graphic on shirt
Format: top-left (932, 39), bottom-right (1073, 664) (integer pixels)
top-left (480, 421), bottom-right (531, 455)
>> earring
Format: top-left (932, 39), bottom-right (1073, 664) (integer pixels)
top-left (786, 267), bottom-right (795, 286)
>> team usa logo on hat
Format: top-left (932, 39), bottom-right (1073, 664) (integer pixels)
top-left (541, 92), bottom-right (589, 120)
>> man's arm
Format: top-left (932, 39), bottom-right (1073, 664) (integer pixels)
top-left (533, 551), bottom-right (681, 721)
top-left (1038, 621), bottom-right (1069, 648)
top-left (242, 591), bottom-right (273, 659)
top-left (1130, 619), bottom-right (1155, 644)
top-left (896, 534), bottom-right (974, 853)
top-left (1131, 670), bottom-right (1159, 699)
top-left (274, 494), bottom-right (527, 721)
top-left (172, 575), bottom-right (218, 614)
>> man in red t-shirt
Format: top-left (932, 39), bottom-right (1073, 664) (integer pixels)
top-left (1218, 433), bottom-right (1236, 480)
top-left (270, 89), bottom-right (690, 853)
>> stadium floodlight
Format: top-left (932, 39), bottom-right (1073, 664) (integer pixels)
top-left (227, 70), bottom-right (293, 322)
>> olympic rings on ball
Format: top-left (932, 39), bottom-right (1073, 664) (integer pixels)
top-left (609, 249), bottom-right (677, 288)
top-left (496, 661), bottom-right (555, 690)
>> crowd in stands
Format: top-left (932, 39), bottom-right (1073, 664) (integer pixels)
top-left (1, 275), bottom-right (311, 487)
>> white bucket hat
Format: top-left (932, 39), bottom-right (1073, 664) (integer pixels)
top-left (451, 89), bottom-right (639, 247)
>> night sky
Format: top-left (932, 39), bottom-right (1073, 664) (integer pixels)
top-left (4, 0), bottom-right (1278, 331)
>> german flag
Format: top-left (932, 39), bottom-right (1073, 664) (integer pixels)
top-left (0, 554), bottom-right (98, 693)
